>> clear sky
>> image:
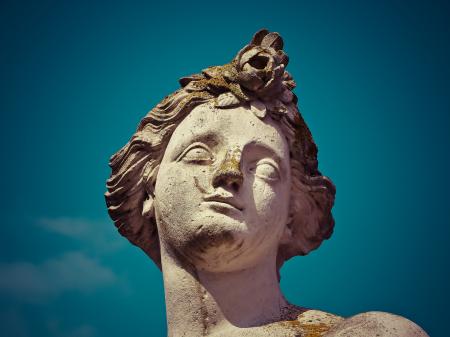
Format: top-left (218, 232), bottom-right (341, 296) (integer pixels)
top-left (1, 0), bottom-right (449, 336)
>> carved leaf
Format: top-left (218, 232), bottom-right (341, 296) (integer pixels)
top-left (261, 32), bottom-right (283, 50)
top-left (251, 29), bottom-right (269, 45)
top-left (237, 71), bottom-right (264, 91)
top-left (215, 92), bottom-right (241, 108)
top-left (202, 66), bottom-right (223, 79)
top-left (280, 88), bottom-right (294, 104)
top-left (250, 100), bottom-right (267, 118)
top-left (179, 74), bottom-right (204, 87)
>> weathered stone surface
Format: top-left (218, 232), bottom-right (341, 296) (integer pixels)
top-left (325, 312), bottom-right (428, 337)
top-left (105, 30), bottom-right (429, 337)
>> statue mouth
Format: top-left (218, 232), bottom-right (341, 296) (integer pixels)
top-left (202, 194), bottom-right (244, 212)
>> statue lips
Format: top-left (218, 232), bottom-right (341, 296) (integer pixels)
top-left (202, 193), bottom-right (244, 213)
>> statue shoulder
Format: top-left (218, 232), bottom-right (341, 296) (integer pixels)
top-left (278, 309), bottom-right (344, 336)
top-left (325, 311), bottom-right (429, 337)
top-left (296, 309), bottom-right (344, 327)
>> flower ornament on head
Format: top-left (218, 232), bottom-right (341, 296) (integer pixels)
top-left (179, 29), bottom-right (297, 119)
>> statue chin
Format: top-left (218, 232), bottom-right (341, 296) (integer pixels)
top-left (160, 216), bottom-right (269, 273)
top-left (181, 228), bottom-right (243, 272)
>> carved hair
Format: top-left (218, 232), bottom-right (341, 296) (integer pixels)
top-left (105, 30), bottom-right (336, 274)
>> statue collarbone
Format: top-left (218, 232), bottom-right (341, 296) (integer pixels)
top-left (105, 29), bottom-right (429, 336)
top-left (205, 310), bottom-right (428, 337)
top-left (204, 309), bottom-right (343, 337)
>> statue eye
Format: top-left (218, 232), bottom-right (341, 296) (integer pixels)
top-left (250, 160), bottom-right (280, 181)
top-left (179, 144), bottom-right (214, 164)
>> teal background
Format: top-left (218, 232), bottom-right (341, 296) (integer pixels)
top-left (1, 0), bottom-right (449, 336)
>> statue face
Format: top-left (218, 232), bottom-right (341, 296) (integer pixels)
top-left (153, 103), bottom-right (292, 272)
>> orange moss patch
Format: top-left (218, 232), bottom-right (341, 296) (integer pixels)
top-left (279, 317), bottom-right (333, 337)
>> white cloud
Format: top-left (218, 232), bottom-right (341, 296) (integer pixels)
top-left (46, 319), bottom-right (97, 337)
top-left (37, 217), bottom-right (92, 238)
top-left (0, 251), bottom-right (117, 302)
top-left (37, 217), bottom-right (125, 253)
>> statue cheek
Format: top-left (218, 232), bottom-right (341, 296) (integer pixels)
top-left (192, 167), bottom-right (215, 194)
top-left (251, 180), bottom-right (289, 226)
top-left (252, 182), bottom-right (277, 214)
top-left (156, 164), bottom-right (212, 216)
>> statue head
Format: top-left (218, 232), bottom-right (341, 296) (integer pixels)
top-left (105, 29), bottom-right (336, 277)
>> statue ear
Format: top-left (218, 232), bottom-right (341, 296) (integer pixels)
top-left (142, 192), bottom-right (155, 219)
top-left (280, 216), bottom-right (294, 244)
top-left (142, 164), bottom-right (156, 219)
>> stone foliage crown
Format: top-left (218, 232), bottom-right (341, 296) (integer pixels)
top-left (178, 29), bottom-right (297, 116)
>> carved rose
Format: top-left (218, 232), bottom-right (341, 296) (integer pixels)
top-left (179, 29), bottom-right (297, 111)
top-left (234, 29), bottom-right (292, 101)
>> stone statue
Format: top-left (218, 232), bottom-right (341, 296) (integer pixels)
top-left (105, 30), bottom-right (429, 337)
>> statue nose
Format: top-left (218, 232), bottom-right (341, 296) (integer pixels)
top-left (212, 150), bottom-right (243, 191)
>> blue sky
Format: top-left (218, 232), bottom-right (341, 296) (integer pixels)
top-left (1, 0), bottom-right (449, 336)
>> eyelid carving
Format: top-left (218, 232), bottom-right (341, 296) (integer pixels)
top-left (176, 142), bottom-right (215, 164)
top-left (249, 159), bottom-right (281, 181)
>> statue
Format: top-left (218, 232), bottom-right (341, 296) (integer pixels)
top-left (105, 30), bottom-right (429, 337)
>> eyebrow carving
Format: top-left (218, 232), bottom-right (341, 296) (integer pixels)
top-left (242, 141), bottom-right (284, 166)
top-left (176, 142), bottom-right (215, 163)
top-left (172, 131), bottom-right (222, 161)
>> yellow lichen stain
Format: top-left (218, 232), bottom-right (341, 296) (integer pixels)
top-left (217, 149), bottom-right (241, 173)
top-left (300, 322), bottom-right (332, 337)
top-left (279, 319), bottom-right (332, 337)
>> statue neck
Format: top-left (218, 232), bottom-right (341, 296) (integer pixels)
top-left (159, 242), bottom-right (290, 336)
